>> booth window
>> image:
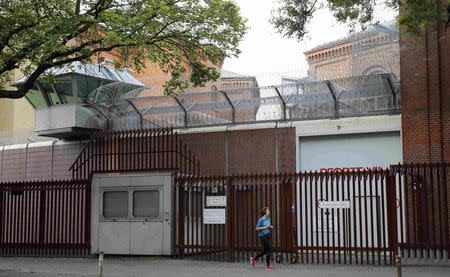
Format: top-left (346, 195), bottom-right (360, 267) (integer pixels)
top-left (103, 191), bottom-right (129, 218)
top-left (133, 190), bottom-right (159, 218)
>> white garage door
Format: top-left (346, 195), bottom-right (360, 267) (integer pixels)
top-left (298, 132), bottom-right (402, 172)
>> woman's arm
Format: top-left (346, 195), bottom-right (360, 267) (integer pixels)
top-left (255, 225), bottom-right (268, 231)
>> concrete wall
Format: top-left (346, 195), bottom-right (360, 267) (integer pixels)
top-left (0, 141), bottom-right (84, 182)
top-left (0, 115), bottom-right (400, 182)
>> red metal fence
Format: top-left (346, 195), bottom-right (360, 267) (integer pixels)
top-left (0, 179), bottom-right (91, 256)
top-left (70, 128), bottom-right (199, 179)
top-left (174, 170), bottom-right (399, 265)
top-left (1, 130), bottom-right (448, 266)
top-left (174, 165), bottom-right (450, 264)
top-left (392, 163), bottom-right (450, 260)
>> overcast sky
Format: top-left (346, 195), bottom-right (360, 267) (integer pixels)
top-left (223, 0), bottom-right (398, 82)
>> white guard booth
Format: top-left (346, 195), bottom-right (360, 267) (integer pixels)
top-left (91, 172), bottom-right (173, 255)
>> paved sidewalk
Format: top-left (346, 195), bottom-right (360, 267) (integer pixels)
top-left (0, 257), bottom-right (449, 277)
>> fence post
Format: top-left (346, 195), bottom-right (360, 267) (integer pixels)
top-left (38, 184), bottom-right (46, 249)
top-left (386, 173), bottom-right (398, 263)
top-left (177, 181), bottom-right (185, 257)
top-left (85, 182), bottom-right (92, 255)
top-left (226, 177), bottom-right (235, 262)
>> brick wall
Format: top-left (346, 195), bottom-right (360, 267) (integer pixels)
top-left (400, 1), bottom-right (450, 163)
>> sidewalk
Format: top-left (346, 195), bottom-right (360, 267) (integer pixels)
top-left (0, 257), bottom-right (449, 277)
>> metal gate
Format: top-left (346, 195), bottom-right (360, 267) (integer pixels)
top-left (174, 170), bottom-right (398, 265)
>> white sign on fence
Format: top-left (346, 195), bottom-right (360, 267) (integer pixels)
top-left (206, 196), bottom-right (227, 207)
top-left (318, 201), bottom-right (350, 209)
top-left (203, 209), bottom-right (226, 224)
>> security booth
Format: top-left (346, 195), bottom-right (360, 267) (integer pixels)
top-left (90, 172), bottom-right (174, 255)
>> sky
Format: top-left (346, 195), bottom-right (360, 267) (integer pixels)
top-left (223, 0), bottom-right (398, 83)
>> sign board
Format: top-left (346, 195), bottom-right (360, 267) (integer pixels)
top-left (206, 196), bottom-right (226, 207)
top-left (318, 201), bottom-right (350, 209)
top-left (203, 209), bottom-right (226, 224)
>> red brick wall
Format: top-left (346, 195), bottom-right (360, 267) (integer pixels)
top-left (180, 128), bottom-right (296, 175)
top-left (400, 1), bottom-right (450, 163)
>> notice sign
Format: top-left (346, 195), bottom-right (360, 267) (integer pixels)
top-left (203, 209), bottom-right (226, 224)
top-left (206, 196), bottom-right (226, 207)
top-left (318, 201), bottom-right (350, 209)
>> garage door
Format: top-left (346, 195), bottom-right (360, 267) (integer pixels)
top-left (298, 132), bottom-right (402, 171)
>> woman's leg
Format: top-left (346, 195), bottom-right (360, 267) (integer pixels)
top-left (254, 236), bottom-right (269, 260)
top-left (265, 237), bottom-right (273, 266)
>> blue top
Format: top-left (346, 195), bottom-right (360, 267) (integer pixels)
top-left (256, 216), bottom-right (271, 237)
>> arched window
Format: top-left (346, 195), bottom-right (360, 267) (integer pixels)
top-left (362, 65), bottom-right (389, 76)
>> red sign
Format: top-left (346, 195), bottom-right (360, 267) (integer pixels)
top-left (320, 166), bottom-right (383, 173)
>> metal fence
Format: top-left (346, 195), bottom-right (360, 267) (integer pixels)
top-left (391, 163), bottom-right (450, 260)
top-left (174, 164), bottom-right (450, 265)
top-left (89, 74), bottom-right (400, 130)
top-left (70, 128), bottom-right (199, 179)
top-left (174, 170), bottom-right (398, 265)
top-left (0, 179), bottom-right (91, 256)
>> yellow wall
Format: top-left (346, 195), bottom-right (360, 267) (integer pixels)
top-left (0, 69), bottom-right (35, 133)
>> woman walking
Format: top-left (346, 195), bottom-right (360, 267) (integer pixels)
top-left (250, 207), bottom-right (274, 270)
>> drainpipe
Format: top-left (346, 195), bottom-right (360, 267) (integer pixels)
top-left (51, 139), bottom-right (60, 180)
top-left (0, 145), bottom-right (4, 180)
top-left (25, 143), bottom-right (30, 181)
top-left (225, 126), bottom-right (229, 176)
top-left (275, 122), bottom-right (279, 173)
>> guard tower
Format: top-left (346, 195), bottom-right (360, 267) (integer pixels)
top-left (14, 61), bottom-right (144, 139)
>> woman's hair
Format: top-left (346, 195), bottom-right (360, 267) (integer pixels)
top-left (261, 207), bottom-right (269, 217)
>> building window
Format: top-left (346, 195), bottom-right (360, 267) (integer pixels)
top-left (133, 190), bottom-right (160, 218)
top-left (103, 191), bottom-right (129, 218)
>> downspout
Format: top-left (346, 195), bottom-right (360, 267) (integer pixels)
top-left (437, 0), bottom-right (444, 162)
top-left (25, 143), bottom-right (30, 181)
top-left (275, 122), bottom-right (279, 173)
top-left (225, 126), bottom-right (229, 176)
top-left (51, 139), bottom-right (60, 180)
top-left (0, 145), bottom-right (4, 180)
top-left (425, 27), bottom-right (433, 162)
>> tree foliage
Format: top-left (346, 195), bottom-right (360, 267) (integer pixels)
top-left (0, 0), bottom-right (247, 98)
top-left (271, 0), bottom-right (450, 41)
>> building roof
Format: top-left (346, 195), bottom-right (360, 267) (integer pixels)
top-left (220, 69), bottom-right (251, 79)
top-left (304, 22), bottom-right (399, 55)
top-left (15, 61), bottom-right (144, 86)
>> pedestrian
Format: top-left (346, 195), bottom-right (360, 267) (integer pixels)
top-left (250, 207), bottom-right (274, 270)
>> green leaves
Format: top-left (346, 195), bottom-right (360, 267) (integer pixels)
top-left (0, 0), bottom-right (247, 98)
top-left (271, 0), bottom-right (446, 41)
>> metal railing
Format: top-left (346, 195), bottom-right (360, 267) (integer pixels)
top-left (70, 128), bottom-right (199, 180)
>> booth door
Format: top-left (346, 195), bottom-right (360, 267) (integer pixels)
top-left (94, 173), bottom-right (172, 255)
